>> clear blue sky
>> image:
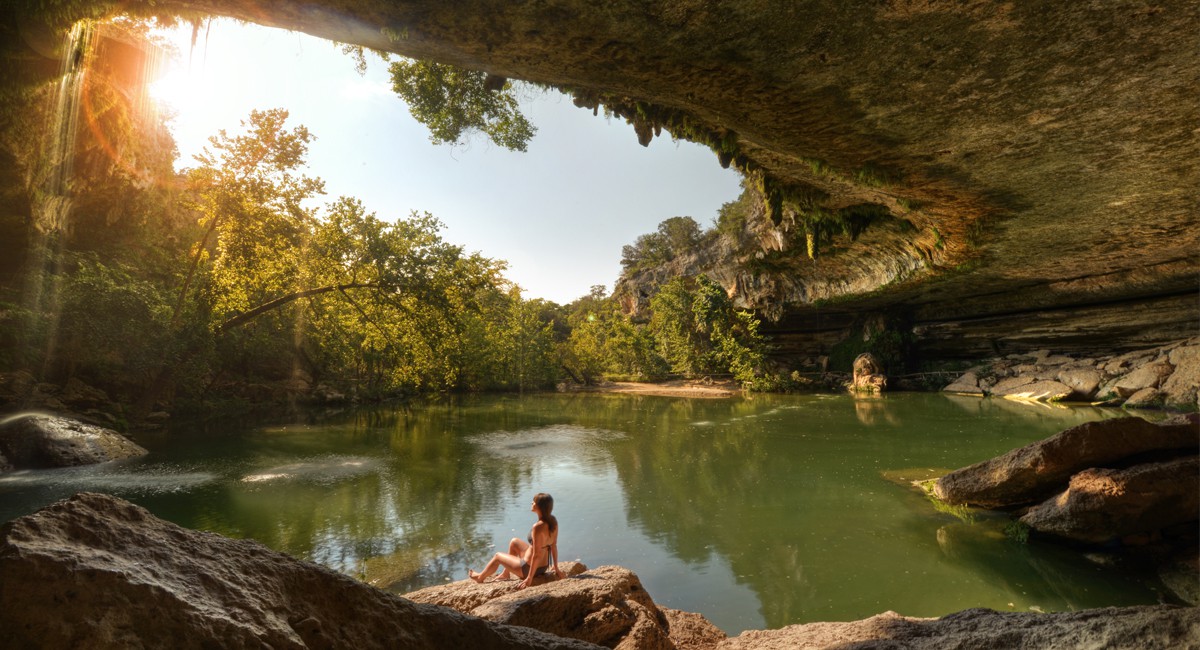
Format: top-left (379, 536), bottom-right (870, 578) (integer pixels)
top-left (151, 19), bottom-right (742, 304)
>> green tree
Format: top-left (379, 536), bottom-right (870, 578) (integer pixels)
top-left (178, 108), bottom-right (325, 324)
top-left (389, 60), bottom-right (536, 151)
top-left (649, 275), bottom-right (764, 383)
top-left (620, 216), bottom-right (702, 271)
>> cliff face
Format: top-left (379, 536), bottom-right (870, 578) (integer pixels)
top-left (12, 1), bottom-right (1200, 356)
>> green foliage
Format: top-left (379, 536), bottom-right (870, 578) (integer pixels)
top-left (828, 323), bottom-right (912, 374)
top-left (388, 59), bottom-right (536, 151)
top-left (648, 275), bottom-right (764, 385)
top-left (1004, 520), bottom-right (1030, 544)
top-left (620, 216), bottom-right (703, 271)
top-left (714, 182), bottom-right (754, 240)
top-left (184, 108), bottom-right (325, 321)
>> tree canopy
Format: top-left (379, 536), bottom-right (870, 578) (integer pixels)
top-left (389, 60), bottom-right (537, 152)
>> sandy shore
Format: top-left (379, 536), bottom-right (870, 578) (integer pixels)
top-left (580, 380), bottom-right (741, 399)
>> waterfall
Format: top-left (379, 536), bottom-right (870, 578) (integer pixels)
top-left (21, 21), bottom-right (95, 378)
top-left (34, 20), bottom-right (95, 236)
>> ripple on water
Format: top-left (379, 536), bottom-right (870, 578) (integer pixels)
top-left (240, 456), bottom-right (380, 485)
top-left (471, 424), bottom-right (626, 461)
top-left (0, 463), bottom-right (217, 496)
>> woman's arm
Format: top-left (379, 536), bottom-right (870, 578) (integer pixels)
top-left (550, 540), bottom-right (560, 579)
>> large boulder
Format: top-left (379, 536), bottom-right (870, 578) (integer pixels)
top-left (1018, 456), bottom-right (1200, 545)
top-left (1056, 366), bottom-right (1103, 401)
top-left (850, 353), bottom-right (886, 394)
top-left (1113, 359), bottom-right (1175, 398)
top-left (941, 371), bottom-right (982, 395)
top-left (1162, 342), bottom-right (1200, 410)
top-left (406, 565), bottom-right (721, 650)
top-left (716, 607), bottom-right (1200, 650)
top-left (987, 376), bottom-right (1073, 402)
top-left (0, 493), bottom-right (601, 650)
top-left (933, 415), bottom-right (1199, 508)
top-left (0, 413), bottom-right (147, 469)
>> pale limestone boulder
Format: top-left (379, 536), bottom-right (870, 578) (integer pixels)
top-left (661, 608), bottom-right (727, 650)
top-left (988, 376), bottom-right (1035, 394)
top-left (933, 415), bottom-right (1199, 508)
top-left (0, 413), bottom-right (146, 469)
top-left (715, 607), bottom-right (1200, 650)
top-left (942, 371), bottom-right (981, 394)
top-left (1114, 359), bottom-right (1175, 397)
top-left (0, 493), bottom-right (599, 650)
top-left (1162, 343), bottom-right (1199, 410)
top-left (1056, 366), bottom-right (1103, 400)
top-left (406, 565), bottom-right (707, 650)
top-left (1123, 387), bottom-right (1165, 409)
top-left (1104, 350), bottom-right (1156, 375)
top-left (990, 378), bottom-right (1072, 402)
top-left (850, 353), bottom-right (886, 394)
top-left (1019, 456), bottom-right (1200, 544)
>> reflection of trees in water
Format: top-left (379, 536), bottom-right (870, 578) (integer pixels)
top-left (603, 395), bottom-right (811, 624)
top-left (147, 399), bottom-right (582, 589)
top-left (600, 394), bottom-right (1144, 627)
top-left (933, 520), bottom-right (1163, 609)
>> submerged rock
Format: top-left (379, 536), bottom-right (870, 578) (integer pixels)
top-left (0, 493), bottom-right (602, 650)
top-left (717, 607), bottom-right (1200, 650)
top-left (1019, 456), bottom-right (1200, 545)
top-left (933, 415), bottom-right (1199, 508)
top-left (0, 413), bottom-right (147, 469)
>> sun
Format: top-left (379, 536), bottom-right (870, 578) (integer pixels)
top-left (146, 32), bottom-right (222, 116)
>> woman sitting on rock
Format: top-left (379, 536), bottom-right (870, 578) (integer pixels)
top-left (469, 492), bottom-right (561, 589)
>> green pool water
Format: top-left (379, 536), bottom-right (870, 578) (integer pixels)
top-left (0, 392), bottom-right (1171, 633)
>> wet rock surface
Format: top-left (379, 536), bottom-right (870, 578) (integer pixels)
top-left (0, 413), bottom-right (147, 469)
top-left (933, 414), bottom-right (1199, 509)
top-left (0, 493), bottom-right (602, 650)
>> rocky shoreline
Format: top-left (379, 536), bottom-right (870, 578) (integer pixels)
top-left (940, 337), bottom-right (1198, 411)
top-left (1, 492), bottom-right (1197, 649)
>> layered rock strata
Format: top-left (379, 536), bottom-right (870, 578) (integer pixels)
top-left (6, 2), bottom-right (1197, 356)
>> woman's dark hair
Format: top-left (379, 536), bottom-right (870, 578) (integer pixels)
top-left (534, 492), bottom-right (557, 533)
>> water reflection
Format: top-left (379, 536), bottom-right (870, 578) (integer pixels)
top-left (0, 393), bottom-right (1164, 634)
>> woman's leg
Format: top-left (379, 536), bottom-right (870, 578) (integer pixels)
top-left (497, 538), bottom-right (530, 580)
top-left (469, 551), bottom-right (525, 583)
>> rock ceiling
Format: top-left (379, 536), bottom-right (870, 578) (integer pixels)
top-left (65, 2), bottom-right (1200, 327)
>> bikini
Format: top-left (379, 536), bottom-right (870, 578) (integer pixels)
top-left (519, 532), bottom-right (552, 579)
